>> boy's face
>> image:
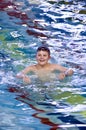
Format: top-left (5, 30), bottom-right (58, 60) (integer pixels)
top-left (36, 50), bottom-right (50, 66)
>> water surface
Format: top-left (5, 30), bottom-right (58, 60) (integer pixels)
top-left (0, 0), bottom-right (86, 130)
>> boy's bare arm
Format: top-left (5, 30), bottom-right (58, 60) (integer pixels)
top-left (54, 64), bottom-right (74, 75)
top-left (58, 68), bottom-right (74, 80)
top-left (16, 65), bottom-right (35, 77)
top-left (53, 64), bottom-right (74, 80)
top-left (16, 66), bottom-right (34, 83)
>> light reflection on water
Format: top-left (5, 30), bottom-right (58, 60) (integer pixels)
top-left (0, 0), bottom-right (86, 130)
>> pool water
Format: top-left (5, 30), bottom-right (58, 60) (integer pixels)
top-left (0, 0), bottom-right (86, 130)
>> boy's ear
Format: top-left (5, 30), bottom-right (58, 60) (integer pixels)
top-left (49, 55), bottom-right (51, 59)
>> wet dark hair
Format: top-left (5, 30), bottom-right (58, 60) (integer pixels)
top-left (37, 45), bottom-right (50, 55)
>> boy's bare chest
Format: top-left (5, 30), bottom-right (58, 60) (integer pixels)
top-left (34, 69), bottom-right (56, 81)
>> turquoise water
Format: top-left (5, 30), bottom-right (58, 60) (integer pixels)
top-left (0, 0), bottom-right (86, 130)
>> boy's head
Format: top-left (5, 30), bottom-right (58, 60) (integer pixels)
top-left (36, 45), bottom-right (50, 66)
top-left (37, 45), bottom-right (50, 56)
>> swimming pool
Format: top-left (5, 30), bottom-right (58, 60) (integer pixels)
top-left (0, 0), bottom-right (86, 130)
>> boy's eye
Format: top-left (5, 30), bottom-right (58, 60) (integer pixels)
top-left (38, 54), bottom-right (41, 56)
top-left (43, 54), bottom-right (47, 56)
top-left (38, 54), bottom-right (47, 56)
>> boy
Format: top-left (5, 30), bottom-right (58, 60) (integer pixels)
top-left (16, 45), bottom-right (73, 83)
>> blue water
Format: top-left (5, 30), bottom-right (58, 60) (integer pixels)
top-left (0, 0), bottom-right (86, 130)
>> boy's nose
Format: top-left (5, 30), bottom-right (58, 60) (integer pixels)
top-left (40, 55), bottom-right (44, 58)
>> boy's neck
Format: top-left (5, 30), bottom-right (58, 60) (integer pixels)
top-left (36, 63), bottom-right (50, 69)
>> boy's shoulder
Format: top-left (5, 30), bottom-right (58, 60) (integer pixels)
top-left (29, 64), bottom-right (36, 69)
top-left (25, 64), bottom-right (36, 71)
top-left (50, 63), bottom-right (66, 71)
top-left (50, 63), bottom-right (60, 67)
top-left (49, 63), bottom-right (60, 70)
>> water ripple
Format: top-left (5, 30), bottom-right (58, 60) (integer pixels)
top-left (0, 0), bottom-right (86, 129)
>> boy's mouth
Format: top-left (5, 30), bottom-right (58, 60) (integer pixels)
top-left (39, 60), bottom-right (46, 63)
top-left (39, 59), bottom-right (45, 61)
